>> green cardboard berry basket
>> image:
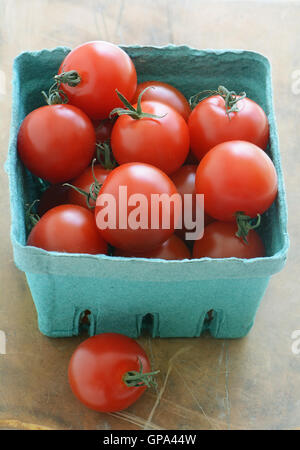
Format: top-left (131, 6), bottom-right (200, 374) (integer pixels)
top-left (6, 45), bottom-right (289, 339)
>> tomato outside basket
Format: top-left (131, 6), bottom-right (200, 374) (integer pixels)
top-left (5, 45), bottom-right (289, 339)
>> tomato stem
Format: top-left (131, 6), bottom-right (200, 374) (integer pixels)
top-left (189, 85), bottom-right (246, 119)
top-left (109, 87), bottom-right (167, 120)
top-left (41, 70), bottom-right (80, 105)
top-left (235, 211), bottom-right (261, 244)
top-left (25, 199), bottom-right (40, 232)
top-left (63, 159), bottom-right (102, 209)
top-left (96, 141), bottom-right (117, 170)
top-left (54, 70), bottom-right (81, 87)
top-left (123, 357), bottom-right (160, 389)
top-left (41, 80), bottom-right (68, 105)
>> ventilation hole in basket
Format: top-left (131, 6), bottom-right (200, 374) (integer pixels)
top-left (201, 309), bottom-right (215, 335)
top-left (78, 309), bottom-right (91, 336)
top-left (205, 309), bottom-right (214, 324)
top-left (140, 313), bottom-right (154, 337)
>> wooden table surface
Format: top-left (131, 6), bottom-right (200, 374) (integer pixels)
top-left (0, 0), bottom-right (299, 431)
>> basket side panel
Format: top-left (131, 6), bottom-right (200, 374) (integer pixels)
top-left (25, 272), bottom-right (270, 339)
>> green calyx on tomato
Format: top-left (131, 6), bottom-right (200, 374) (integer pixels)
top-left (95, 140), bottom-right (117, 170)
top-left (235, 211), bottom-right (261, 244)
top-left (64, 159), bottom-right (102, 209)
top-left (110, 87), bottom-right (167, 120)
top-left (123, 357), bottom-right (160, 389)
top-left (41, 71), bottom-right (81, 106)
top-left (54, 70), bottom-right (81, 87)
top-left (189, 85), bottom-right (246, 118)
top-left (25, 199), bottom-right (40, 233)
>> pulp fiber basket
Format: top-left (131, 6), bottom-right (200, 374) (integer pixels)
top-left (6, 45), bottom-right (289, 339)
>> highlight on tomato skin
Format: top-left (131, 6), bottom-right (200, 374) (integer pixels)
top-left (132, 80), bottom-right (191, 122)
top-left (114, 234), bottom-right (191, 260)
top-left (192, 221), bottom-right (265, 259)
top-left (68, 333), bottom-right (159, 413)
top-left (27, 204), bottom-right (108, 255)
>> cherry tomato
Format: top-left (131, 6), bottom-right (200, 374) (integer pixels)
top-left (195, 141), bottom-right (278, 222)
top-left (94, 162), bottom-right (180, 252)
top-left (111, 101), bottom-right (189, 175)
top-left (27, 204), bottom-right (108, 255)
top-left (132, 81), bottom-right (191, 121)
top-left (37, 184), bottom-right (70, 216)
top-left (114, 234), bottom-right (191, 260)
top-left (68, 333), bottom-right (156, 413)
top-left (170, 165), bottom-right (214, 240)
top-left (188, 93), bottom-right (269, 160)
top-left (18, 104), bottom-right (96, 183)
top-left (58, 41), bottom-right (137, 120)
top-left (68, 164), bottom-right (111, 209)
top-left (193, 221), bottom-right (265, 259)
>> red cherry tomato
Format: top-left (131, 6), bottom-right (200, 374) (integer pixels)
top-left (27, 204), bottom-right (107, 255)
top-left (37, 184), bottom-right (70, 216)
top-left (193, 221), bottom-right (265, 259)
top-left (114, 234), bottom-right (191, 260)
top-left (68, 333), bottom-right (156, 413)
top-left (111, 101), bottom-right (190, 175)
top-left (132, 81), bottom-right (191, 121)
top-left (170, 165), bottom-right (214, 240)
top-left (58, 41), bottom-right (137, 120)
top-left (68, 164), bottom-right (111, 209)
top-left (94, 162), bottom-right (180, 253)
top-left (188, 94), bottom-right (269, 160)
top-left (195, 141), bottom-right (278, 222)
top-left (17, 104), bottom-right (95, 183)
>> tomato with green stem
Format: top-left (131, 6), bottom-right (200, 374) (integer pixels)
top-left (110, 89), bottom-right (190, 175)
top-left (132, 80), bottom-right (191, 121)
top-left (68, 333), bottom-right (159, 413)
top-left (195, 140), bottom-right (278, 241)
top-left (66, 163), bottom-right (112, 210)
top-left (188, 85), bottom-right (269, 160)
top-left (27, 204), bottom-right (108, 255)
top-left (56, 41), bottom-right (137, 120)
top-left (65, 143), bottom-right (116, 210)
top-left (193, 221), bottom-right (265, 259)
